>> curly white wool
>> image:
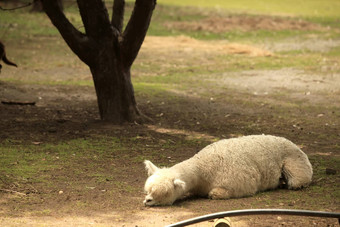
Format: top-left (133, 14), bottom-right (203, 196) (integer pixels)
top-left (143, 135), bottom-right (313, 206)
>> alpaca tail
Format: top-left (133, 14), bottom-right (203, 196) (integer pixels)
top-left (282, 152), bottom-right (313, 189)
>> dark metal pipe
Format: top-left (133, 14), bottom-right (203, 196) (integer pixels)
top-left (165, 209), bottom-right (340, 227)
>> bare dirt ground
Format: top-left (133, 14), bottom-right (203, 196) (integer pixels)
top-left (164, 14), bottom-right (328, 33)
top-left (143, 36), bottom-right (274, 57)
top-left (0, 15), bottom-right (339, 227)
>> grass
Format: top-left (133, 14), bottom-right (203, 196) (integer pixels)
top-left (0, 2), bottom-right (339, 223)
top-left (1, 2), bottom-right (339, 77)
top-left (326, 45), bottom-right (340, 57)
top-left (2, 2), bottom-right (339, 42)
top-left (0, 145), bottom-right (56, 181)
top-left (157, 0), bottom-right (340, 18)
top-left (0, 135), bottom-right (203, 192)
top-left (0, 9), bottom-right (58, 40)
top-left (149, 4), bottom-right (339, 41)
top-left (0, 138), bottom-right (121, 186)
top-left (132, 52), bottom-right (327, 93)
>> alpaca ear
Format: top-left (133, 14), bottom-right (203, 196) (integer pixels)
top-left (174, 179), bottom-right (186, 190)
top-left (144, 160), bottom-right (159, 176)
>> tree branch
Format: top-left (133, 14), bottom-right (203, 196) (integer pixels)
top-left (41, 0), bottom-right (95, 65)
top-left (121, 0), bottom-right (156, 68)
top-left (77, 0), bottom-right (112, 39)
top-left (112, 0), bottom-right (125, 33)
top-left (0, 2), bottom-right (31, 11)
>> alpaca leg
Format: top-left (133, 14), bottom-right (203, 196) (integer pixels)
top-left (208, 187), bottom-right (231, 200)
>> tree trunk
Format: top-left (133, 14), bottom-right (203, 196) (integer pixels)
top-left (41, 0), bottom-right (156, 123)
top-left (31, 0), bottom-right (43, 12)
top-left (90, 49), bottom-right (138, 122)
top-left (91, 68), bottom-right (138, 123)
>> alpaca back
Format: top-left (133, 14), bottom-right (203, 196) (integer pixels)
top-left (187, 135), bottom-right (311, 195)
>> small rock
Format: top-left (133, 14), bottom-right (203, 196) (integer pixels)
top-left (59, 190), bottom-right (63, 194)
top-left (32, 141), bottom-right (43, 145)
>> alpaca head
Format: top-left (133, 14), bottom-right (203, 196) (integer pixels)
top-left (143, 160), bottom-right (186, 206)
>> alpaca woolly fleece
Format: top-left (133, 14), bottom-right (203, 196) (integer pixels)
top-left (143, 135), bottom-right (313, 206)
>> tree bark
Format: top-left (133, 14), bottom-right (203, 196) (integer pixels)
top-left (41, 0), bottom-right (156, 123)
top-left (31, 0), bottom-right (43, 12)
top-left (89, 43), bottom-right (139, 123)
top-left (32, 0), bottom-right (63, 12)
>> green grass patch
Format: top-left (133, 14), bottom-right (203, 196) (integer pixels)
top-left (1, 1), bottom-right (338, 43)
top-left (1, 2), bottom-right (338, 47)
top-left (0, 137), bottom-right (122, 184)
top-left (0, 135), bottom-right (201, 189)
top-left (0, 9), bottom-right (59, 40)
top-left (157, 0), bottom-right (340, 18)
top-left (134, 82), bottom-right (174, 96)
top-left (0, 147), bottom-right (56, 183)
top-left (326, 45), bottom-right (340, 57)
top-left (148, 4), bottom-right (335, 41)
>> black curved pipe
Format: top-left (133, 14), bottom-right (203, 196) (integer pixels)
top-left (165, 209), bottom-right (340, 227)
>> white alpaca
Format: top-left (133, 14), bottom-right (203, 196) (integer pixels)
top-left (143, 135), bottom-right (313, 206)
